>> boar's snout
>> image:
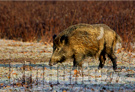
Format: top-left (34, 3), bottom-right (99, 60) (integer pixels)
top-left (49, 60), bottom-right (52, 66)
top-left (49, 59), bottom-right (57, 66)
top-left (49, 56), bottom-right (66, 66)
top-left (49, 59), bottom-right (55, 66)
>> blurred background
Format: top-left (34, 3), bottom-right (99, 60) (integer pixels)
top-left (0, 1), bottom-right (134, 45)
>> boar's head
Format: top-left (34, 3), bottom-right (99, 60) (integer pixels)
top-left (49, 34), bottom-right (72, 66)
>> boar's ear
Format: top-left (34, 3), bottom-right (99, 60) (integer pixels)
top-left (60, 35), bottom-right (68, 44)
top-left (53, 34), bottom-right (57, 40)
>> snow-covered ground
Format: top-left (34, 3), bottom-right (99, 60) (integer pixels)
top-left (0, 39), bottom-right (135, 92)
top-left (0, 61), bottom-right (135, 92)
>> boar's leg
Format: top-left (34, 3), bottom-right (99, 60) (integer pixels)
top-left (108, 54), bottom-right (117, 70)
top-left (73, 54), bottom-right (84, 69)
top-left (98, 50), bottom-right (106, 69)
top-left (73, 60), bottom-right (82, 67)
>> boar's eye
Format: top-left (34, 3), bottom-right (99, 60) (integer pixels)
top-left (56, 48), bottom-right (60, 51)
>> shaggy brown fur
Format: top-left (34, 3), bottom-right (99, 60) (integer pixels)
top-left (49, 23), bottom-right (122, 71)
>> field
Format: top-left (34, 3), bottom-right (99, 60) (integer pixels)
top-left (0, 39), bottom-right (134, 92)
top-left (0, 1), bottom-right (135, 92)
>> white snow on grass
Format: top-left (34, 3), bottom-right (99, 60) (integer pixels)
top-left (0, 61), bottom-right (135, 92)
top-left (0, 39), bottom-right (135, 91)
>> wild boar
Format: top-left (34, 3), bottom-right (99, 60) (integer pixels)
top-left (49, 23), bottom-right (122, 71)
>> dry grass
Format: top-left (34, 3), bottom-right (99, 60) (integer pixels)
top-left (0, 1), bottom-right (134, 45)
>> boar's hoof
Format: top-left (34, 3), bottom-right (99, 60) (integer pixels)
top-left (98, 65), bottom-right (104, 70)
top-left (113, 66), bottom-right (117, 71)
top-left (98, 67), bottom-right (102, 70)
top-left (113, 66), bottom-right (121, 72)
top-left (49, 63), bottom-right (52, 66)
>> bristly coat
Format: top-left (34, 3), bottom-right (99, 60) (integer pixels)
top-left (49, 23), bottom-right (122, 71)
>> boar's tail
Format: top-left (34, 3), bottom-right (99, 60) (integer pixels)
top-left (116, 34), bottom-right (122, 43)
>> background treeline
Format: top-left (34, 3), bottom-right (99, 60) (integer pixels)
top-left (0, 1), bottom-right (134, 44)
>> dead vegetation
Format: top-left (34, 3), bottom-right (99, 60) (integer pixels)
top-left (0, 2), bottom-right (135, 91)
top-left (0, 1), bottom-right (134, 45)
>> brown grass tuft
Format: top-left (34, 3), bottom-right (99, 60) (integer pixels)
top-left (0, 1), bottom-right (134, 47)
